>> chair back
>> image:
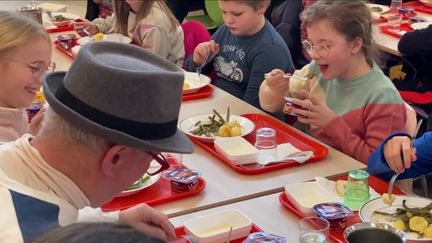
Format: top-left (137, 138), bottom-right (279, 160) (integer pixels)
top-left (205, 0), bottom-right (224, 27)
top-left (181, 20), bottom-right (211, 59)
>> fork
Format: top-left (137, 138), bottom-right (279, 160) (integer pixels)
top-left (196, 51), bottom-right (216, 80)
top-left (387, 119), bottom-right (423, 200)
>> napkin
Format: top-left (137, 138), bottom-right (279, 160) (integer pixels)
top-left (314, 177), bottom-right (381, 204)
top-left (256, 143), bottom-right (313, 164)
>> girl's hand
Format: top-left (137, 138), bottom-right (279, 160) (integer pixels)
top-left (72, 21), bottom-right (99, 37)
top-left (383, 136), bottom-right (417, 173)
top-left (192, 40), bottom-right (219, 67)
top-left (29, 107), bottom-right (46, 135)
top-left (264, 69), bottom-right (290, 92)
top-left (292, 90), bottom-right (337, 128)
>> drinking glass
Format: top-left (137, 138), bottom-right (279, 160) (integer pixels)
top-left (161, 152), bottom-right (183, 167)
top-left (344, 169), bottom-right (370, 210)
top-left (254, 127), bottom-right (277, 162)
top-left (388, 0), bottom-right (403, 28)
top-left (299, 216), bottom-right (330, 243)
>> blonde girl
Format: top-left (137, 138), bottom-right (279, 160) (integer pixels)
top-left (259, 0), bottom-right (406, 163)
top-left (76, 0), bottom-right (184, 65)
top-left (0, 11), bottom-right (54, 143)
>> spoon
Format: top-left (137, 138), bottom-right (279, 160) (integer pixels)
top-left (196, 51), bottom-right (216, 80)
top-left (264, 72), bottom-right (310, 81)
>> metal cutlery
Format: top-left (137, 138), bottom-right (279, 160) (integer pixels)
top-left (196, 51), bottom-right (216, 80)
top-left (226, 226), bottom-right (233, 243)
top-left (264, 72), bottom-right (310, 81)
top-left (386, 119), bottom-right (423, 202)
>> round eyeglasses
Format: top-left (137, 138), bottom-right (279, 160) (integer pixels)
top-left (0, 57), bottom-right (56, 79)
top-left (146, 152), bottom-right (171, 175)
top-left (302, 40), bottom-right (334, 58)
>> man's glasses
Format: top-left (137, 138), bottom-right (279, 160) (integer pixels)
top-left (147, 152), bottom-right (170, 175)
top-left (0, 57), bottom-right (56, 79)
top-left (302, 40), bottom-right (335, 58)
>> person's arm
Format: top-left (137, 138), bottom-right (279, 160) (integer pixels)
top-left (398, 25), bottom-right (432, 56)
top-left (244, 44), bottom-right (293, 108)
top-left (92, 13), bottom-right (115, 33)
top-left (369, 132), bottom-right (432, 180)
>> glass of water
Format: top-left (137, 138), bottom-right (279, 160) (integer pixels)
top-left (254, 127), bottom-right (277, 163)
top-left (299, 216), bottom-right (330, 243)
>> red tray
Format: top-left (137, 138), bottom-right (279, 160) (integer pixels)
top-left (188, 113), bottom-right (328, 175)
top-left (101, 163), bottom-right (206, 211)
top-left (46, 19), bottom-right (83, 33)
top-left (404, 1), bottom-right (432, 14)
top-left (279, 176), bottom-right (405, 243)
top-left (174, 224), bottom-right (262, 242)
top-left (379, 22), bottom-right (414, 38)
top-left (54, 40), bottom-right (75, 59)
top-left (182, 85), bottom-right (214, 101)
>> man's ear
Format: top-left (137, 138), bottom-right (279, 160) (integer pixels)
top-left (100, 145), bottom-right (132, 177)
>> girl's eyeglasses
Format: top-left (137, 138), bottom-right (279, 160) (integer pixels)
top-left (302, 40), bottom-right (335, 58)
top-left (0, 57), bottom-right (56, 79)
top-left (146, 152), bottom-right (170, 175)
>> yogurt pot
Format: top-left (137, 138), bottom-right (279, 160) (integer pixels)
top-left (57, 34), bottom-right (76, 49)
top-left (283, 97), bottom-right (303, 116)
top-left (26, 102), bottom-right (44, 122)
top-left (163, 168), bottom-right (200, 194)
top-left (313, 203), bottom-right (354, 231)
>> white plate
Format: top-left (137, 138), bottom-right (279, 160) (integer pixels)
top-left (179, 114), bottom-right (255, 143)
top-left (77, 33), bottom-right (132, 45)
top-left (420, 0), bottom-right (432, 8)
top-left (50, 12), bottom-right (79, 27)
top-left (117, 167), bottom-right (161, 197)
top-left (183, 71), bottom-right (211, 95)
top-left (366, 4), bottom-right (389, 21)
top-left (360, 195), bottom-right (432, 241)
top-left (411, 22), bottom-right (432, 30)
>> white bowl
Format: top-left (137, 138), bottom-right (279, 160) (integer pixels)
top-left (366, 4), bottom-right (389, 21)
top-left (214, 137), bottom-right (258, 165)
top-left (179, 114), bottom-right (255, 143)
top-left (420, 0), bottom-right (432, 8)
top-left (183, 71), bottom-right (211, 95)
top-left (411, 22), bottom-right (432, 30)
top-left (50, 12), bottom-right (79, 27)
top-left (284, 181), bottom-right (337, 215)
top-left (184, 209), bottom-right (252, 243)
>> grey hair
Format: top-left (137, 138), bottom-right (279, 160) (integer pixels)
top-left (38, 106), bottom-right (111, 151)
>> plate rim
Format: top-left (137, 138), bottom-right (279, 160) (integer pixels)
top-left (77, 33), bottom-right (132, 45)
top-left (183, 71), bottom-right (211, 95)
top-left (118, 172), bottom-right (161, 197)
top-left (179, 113), bottom-right (255, 143)
top-left (411, 22), bottom-right (432, 30)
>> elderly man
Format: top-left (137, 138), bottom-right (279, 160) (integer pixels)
top-left (0, 41), bottom-right (193, 242)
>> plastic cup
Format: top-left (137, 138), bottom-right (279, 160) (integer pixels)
top-left (344, 169), bottom-right (370, 210)
top-left (254, 127), bottom-right (277, 162)
top-left (299, 216), bottom-right (330, 243)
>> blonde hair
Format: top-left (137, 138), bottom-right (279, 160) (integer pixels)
top-left (219, 0), bottom-right (270, 11)
top-left (300, 0), bottom-right (380, 66)
top-left (0, 11), bottom-right (50, 56)
top-left (39, 107), bottom-right (111, 151)
top-left (113, 0), bottom-right (179, 36)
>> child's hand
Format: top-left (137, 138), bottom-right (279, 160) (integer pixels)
top-left (192, 40), bottom-right (219, 67)
top-left (29, 107), bottom-right (46, 135)
top-left (293, 90), bottom-right (337, 128)
top-left (383, 136), bottom-right (417, 173)
top-left (264, 69), bottom-right (289, 92)
top-left (73, 21), bottom-right (99, 37)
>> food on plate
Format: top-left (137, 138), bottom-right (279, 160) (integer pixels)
top-left (336, 180), bottom-right (348, 197)
top-left (370, 6), bottom-right (383, 12)
top-left (383, 193), bottom-right (397, 205)
top-left (94, 32), bottom-right (104, 41)
top-left (372, 199), bottom-right (432, 239)
top-left (125, 174), bottom-right (151, 190)
top-left (51, 14), bottom-right (71, 22)
top-left (190, 108), bottom-right (243, 138)
top-left (183, 82), bottom-right (190, 90)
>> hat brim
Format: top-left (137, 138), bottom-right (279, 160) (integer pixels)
top-left (43, 72), bottom-right (194, 154)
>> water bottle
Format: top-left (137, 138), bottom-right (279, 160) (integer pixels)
top-left (388, 0), bottom-right (403, 28)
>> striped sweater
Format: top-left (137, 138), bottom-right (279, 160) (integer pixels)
top-left (260, 61), bottom-right (407, 163)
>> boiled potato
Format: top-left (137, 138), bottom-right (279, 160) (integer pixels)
top-left (382, 193), bottom-right (396, 205)
top-left (226, 120), bottom-right (241, 129)
top-left (391, 220), bottom-right (405, 231)
top-left (218, 125), bottom-right (231, 137)
top-left (94, 32), bottom-right (104, 41)
top-left (183, 82), bottom-right (190, 90)
top-left (409, 216), bottom-right (428, 233)
top-left (230, 126), bottom-right (242, 136)
top-left (423, 225), bottom-right (432, 238)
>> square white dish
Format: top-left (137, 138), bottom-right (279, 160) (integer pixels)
top-left (214, 137), bottom-right (258, 165)
top-left (285, 181), bottom-right (337, 215)
top-left (184, 209), bottom-right (252, 243)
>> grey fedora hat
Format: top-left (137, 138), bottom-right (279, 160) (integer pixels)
top-left (43, 41), bottom-right (193, 153)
